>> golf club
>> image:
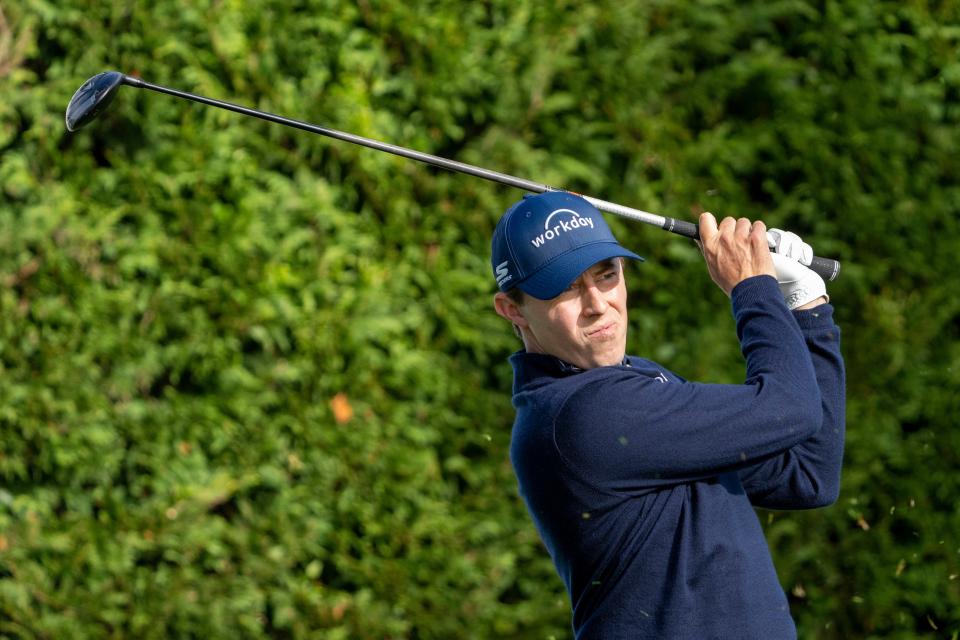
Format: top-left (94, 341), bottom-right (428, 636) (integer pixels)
top-left (66, 71), bottom-right (841, 280)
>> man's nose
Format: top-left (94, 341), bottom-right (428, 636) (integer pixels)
top-left (582, 282), bottom-right (608, 315)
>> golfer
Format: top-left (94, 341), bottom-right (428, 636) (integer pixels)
top-left (491, 192), bottom-right (844, 639)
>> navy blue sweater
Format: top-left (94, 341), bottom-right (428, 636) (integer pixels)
top-left (508, 276), bottom-right (845, 639)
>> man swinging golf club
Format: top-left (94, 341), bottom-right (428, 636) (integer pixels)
top-left (64, 70), bottom-right (845, 635)
top-left (492, 191), bottom-right (845, 639)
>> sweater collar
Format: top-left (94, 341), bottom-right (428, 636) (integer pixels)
top-left (508, 350), bottom-right (631, 393)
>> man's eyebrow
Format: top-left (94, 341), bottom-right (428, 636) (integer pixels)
top-left (590, 258), bottom-right (619, 273)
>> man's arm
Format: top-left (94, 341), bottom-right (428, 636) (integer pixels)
top-left (551, 215), bottom-right (833, 490)
top-left (553, 275), bottom-right (825, 487)
top-left (737, 304), bottom-right (845, 508)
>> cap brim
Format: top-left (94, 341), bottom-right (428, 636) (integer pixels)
top-left (517, 242), bottom-right (643, 300)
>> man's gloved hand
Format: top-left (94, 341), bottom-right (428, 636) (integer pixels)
top-left (767, 228), bottom-right (813, 265)
top-left (770, 254), bottom-right (827, 309)
top-left (768, 228), bottom-right (828, 310)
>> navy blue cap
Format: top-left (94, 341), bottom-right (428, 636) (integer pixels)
top-left (491, 191), bottom-right (643, 300)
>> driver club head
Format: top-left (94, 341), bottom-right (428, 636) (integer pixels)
top-left (65, 71), bottom-right (126, 131)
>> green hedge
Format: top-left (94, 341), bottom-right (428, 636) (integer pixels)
top-left (2, 1), bottom-right (958, 637)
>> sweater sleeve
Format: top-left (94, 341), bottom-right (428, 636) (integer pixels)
top-left (737, 304), bottom-right (845, 508)
top-left (553, 276), bottom-right (824, 489)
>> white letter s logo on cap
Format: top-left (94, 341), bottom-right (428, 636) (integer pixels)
top-left (495, 261), bottom-right (512, 287)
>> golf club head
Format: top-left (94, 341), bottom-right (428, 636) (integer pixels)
top-left (65, 71), bottom-right (126, 131)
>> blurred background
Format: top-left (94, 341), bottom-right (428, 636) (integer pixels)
top-left (1, 1), bottom-right (958, 638)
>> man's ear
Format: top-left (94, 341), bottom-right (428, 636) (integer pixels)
top-left (493, 292), bottom-right (529, 329)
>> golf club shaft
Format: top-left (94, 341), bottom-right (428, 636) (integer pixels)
top-left (122, 75), bottom-right (840, 281)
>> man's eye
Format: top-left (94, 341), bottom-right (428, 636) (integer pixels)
top-left (601, 271), bottom-right (618, 280)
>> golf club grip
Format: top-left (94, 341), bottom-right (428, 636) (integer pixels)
top-left (661, 217), bottom-right (841, 281)
top-left (809, 256), bottom-right (841, 282)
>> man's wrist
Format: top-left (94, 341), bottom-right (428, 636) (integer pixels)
top-left (795, 296), bottom-right (828, 311)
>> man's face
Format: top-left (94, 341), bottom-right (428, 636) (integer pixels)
top-left (508, 259), bottom-right (628, 369)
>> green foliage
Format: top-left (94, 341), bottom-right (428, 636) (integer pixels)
top-left (1, 0), bottom-right (958, 637)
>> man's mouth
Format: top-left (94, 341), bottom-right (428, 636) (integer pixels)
top-left (587, 322), bottom-right (616, 337)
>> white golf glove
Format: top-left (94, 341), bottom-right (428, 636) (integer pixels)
top-left (768, 229), bottom-right (828, 310)
top-left (767, 228), bottom-right (813, 265)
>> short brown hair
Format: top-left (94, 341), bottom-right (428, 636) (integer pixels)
top-left (505, 287), bottom-right (525, 305)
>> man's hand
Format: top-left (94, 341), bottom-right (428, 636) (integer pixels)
top-left (767, 228), bottom-right (813, 266)
top-left (698, 213), bottom-right (776, 296)
top-left (771, 253), bottom-right (829, 311)
top-left (768, 228), bottom-right (828, 310)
